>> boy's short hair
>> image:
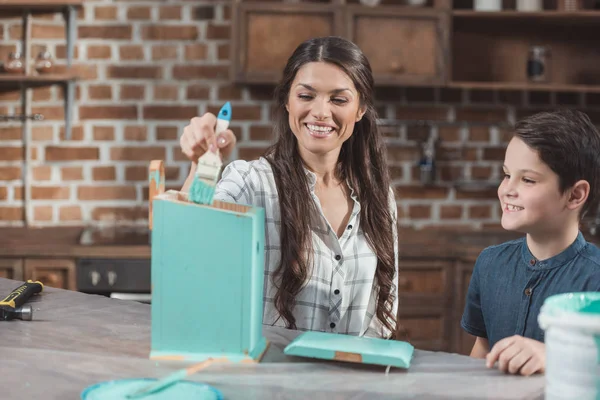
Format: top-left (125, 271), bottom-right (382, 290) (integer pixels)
top-left (514, 109), bottom-right (600, 219)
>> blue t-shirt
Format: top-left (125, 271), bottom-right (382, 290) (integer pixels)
top-left (461, 231), bottom-right (600, 349)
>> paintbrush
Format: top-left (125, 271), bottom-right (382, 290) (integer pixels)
top-left (188, 102), bottom-right (232, 205)
top-left (125, 357), bottom-right (225, 399)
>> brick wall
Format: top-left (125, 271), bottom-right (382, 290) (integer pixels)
top-left (0, 1), bottom-right (598, 229)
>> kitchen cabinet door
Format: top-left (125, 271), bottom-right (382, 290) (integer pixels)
top-left (24, 259), bottom-right (76, 290)
top-left (346, 6), bottom-right (450, 86)
top-left (454, 259), bottom-right (476, 355)
top-left (231, 3), bottom-right (343, 84)
top-left (0, 258), bottom-right (23, 281)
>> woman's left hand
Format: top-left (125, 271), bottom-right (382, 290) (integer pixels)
top-left (485, 335), bottom-right (545, 376)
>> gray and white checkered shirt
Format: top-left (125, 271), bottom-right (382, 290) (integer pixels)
top-left (214, 157), bottom-right (398, 338)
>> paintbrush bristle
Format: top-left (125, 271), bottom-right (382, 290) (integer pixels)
top-left (188, 150), bottom-right (222, 205)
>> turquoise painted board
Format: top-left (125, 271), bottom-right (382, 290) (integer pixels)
top-left (151, 191), bottom-right (267, 362)
top-left (284, 331), bottom-right (415, 368)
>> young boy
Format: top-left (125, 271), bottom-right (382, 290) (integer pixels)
top-left (461, 109), bottom-right (600, 376)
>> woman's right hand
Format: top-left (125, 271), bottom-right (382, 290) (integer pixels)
top-left (180, 112), bottom-right (237, 162)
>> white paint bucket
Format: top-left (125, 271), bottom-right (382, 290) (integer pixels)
top-left (538, 292), bottom-right (600, 400)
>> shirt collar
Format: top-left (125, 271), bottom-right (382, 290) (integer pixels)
top-left (521, 231), bottom-right (587, 270)
top-left (303, 167), bottom-right (359, 203)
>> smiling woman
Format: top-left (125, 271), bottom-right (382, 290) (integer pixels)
top-left (180, 36), bottom-right (399, 339)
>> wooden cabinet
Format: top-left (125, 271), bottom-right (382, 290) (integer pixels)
top-left (24, 259), bottom-right (76, 291)
top-left (396, 256), bottom-right (476, 355)
top-left (231, 3), bottom-right (343, 84)
top-left (347, 7), bottom-right (449, 86)
top-left (0, 259), bottom-right (23, 281)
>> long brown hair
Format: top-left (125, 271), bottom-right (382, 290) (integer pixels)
top-left (264, 36), bottom-right (397, 335)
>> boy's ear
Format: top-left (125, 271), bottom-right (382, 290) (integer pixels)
top-left (567, 180), bottom-right (590, 211)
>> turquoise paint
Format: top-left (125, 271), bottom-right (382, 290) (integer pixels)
top-left (151, 198), bottom-right (266, 362)
top-left (284, 331), bottom-right (415, 369)
top-left (81, 379), bottom-right (221, 400)
top-left (148, 170), bottom-right (164, 190)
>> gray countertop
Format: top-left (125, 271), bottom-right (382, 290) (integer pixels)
top-left (0, 278), bottom-right (545, 400)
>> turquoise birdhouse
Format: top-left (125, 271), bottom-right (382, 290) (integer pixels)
top-left (148, 160), bottom-right (268, 363)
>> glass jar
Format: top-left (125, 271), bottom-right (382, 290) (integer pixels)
top-left (34, 51), bottom-right (53, 74)
top-left (3, 52), bottom-right (24, 74)
top-left (527, 46), bottom-right (551, 83)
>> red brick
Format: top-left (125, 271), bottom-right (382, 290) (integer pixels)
top-left (120, 85), bottom-right (145, 100)
top-left (94, 6), bottom-right (118, 20)
top-left (482, 147), bottom-right (505, 161)
top-left (31, 186), bottom-right (70, 200)
top-left (186, 85), bottom-right (210, 100)
top-left (396, 185), bottom-right (449, 199)
top-left (437, 165), bottom-right (463, 182)
top-left (389, 166), bottom-right (404, 180)
top-left (61, 167), bottom-right (83, 181)
top-left (108, 66), bottom-right (161, 79)
top-left (159, 6), bottom-right (181, 19)
top-left (0, 166), bottom-right (20, 180)
top-left (32, 87), bottom-right (52, 101)
top-left (217, 43), bottom-right (229, 60)
top-left (127, 6), bottom-right (151, 20)
top-left (110, 147), bottom-right (166, 161)
top-left (0, 45), bottom-right (17, 64)
top-left (455, 107), bottom-right (507, 123)
top-left (125, 166), bottom-right (179, 182)
top-left (468, 204), bottom-right (492, 219)
top-left (408, 205), bottom-right (431, 219)
top-left (24, 24), bottom-right (65, 39)
top-left (469, 126), bottom-right (491, 142)
top-left (438, 126), bottom-right (461, 142)
top-left (387, 145), bottom-right (419, 162)
top-left (79, 25), bottom-right (132, 40)
top-left (0, 187), bottom-right (6, 200)
top-left (440, 205), bottom-right (462, 219)
top-left (32, 166), bottom-right (52, 181)
top-left (0, 207), bottom-right (22, 221)
top-left (207, 105), bottom-right (261, 121)
top-left (78, 186), bottom-right (137, 201)
top-left (248, 86), bottom-right (274, 101)
top-left (238, 147), bottom-right (267, 161)
top-left (471, 166), bottom-right (493, 180)
top-left (218, 85), bottom-right (243, 100)
top-left (0, 127), bottom-right (21, 140)
top-left (194, 6), bottom-right (215, 20)
top-left (88, 85), bottom-right (113, 100)
top-left (87, 45), bottom-right (112, 59)
top-left (91, 206), bottom-right (147, 221)
top-left (0, 88), bottom-right (19, 102)
top-left (119, 45), bottom-right (146, 61)
top-left (59, 206), bottom-right (82, 221)
top-left (124, 126), bottom-right (148, 141)
top-left (250, 126), bottom-right (273, 141)
top-left (34, 206), bottom-right (53, 222)
top-left (93, 166), bottom-right (116, 181)
top-left (206, 23), bottom-right (230, 40)
top-left (55, 44), bottom-right (79, 60)
top-left (222, 5), bottom-right (231, 20)
top-left (31, 106), bottom-right (64, 121)
top-left (406, 126), bottom-right (431, 142)
top-left (143, 106), bottom-right (197, 120)
top-left (13, 186), bottom-right (22, 201)
top-left (153, 85), bottom-right (179, 101)
top-left (184, 44), bottom-right (207, 60)
top-left (59, 125), bottom-right (85, 141)
top-left (396, 107), bottom-right (449, 121)
top-left (80, 106), bottom-right (138, 120)
top-left (173, 65), bottom-right (229, 80)
top-left (0, 147), bottom-right (23, 161)
top-left (30, 127), bottom-right (53, 141)
top-left (141, 26), bottom-right (198, 41)
top-left (152, 45), bottom-right (178, 60)
top-left (93, 126), bottom-right (115, 141)
top-left (156, 126), bottom-right (178, 141)
top-left (45, 146), bottom-right (99, 161)
top-left (455, 188), bottom-right (498, 200)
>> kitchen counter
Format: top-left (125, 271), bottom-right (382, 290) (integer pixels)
top-left (0, 277), bottom-right (545, 400)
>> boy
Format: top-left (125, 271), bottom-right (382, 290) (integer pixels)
top-left (461, 109), bottom-right (600, 376)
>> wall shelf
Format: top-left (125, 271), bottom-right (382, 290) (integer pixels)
top-left (0, 72), bottom-right (80, 84)
top-left (0, 0), bottom-right (83, 10)
top-left (449, 81), bottom-right (600, 93)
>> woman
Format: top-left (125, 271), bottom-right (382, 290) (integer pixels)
top-left (180, 36), bottom-right (399, 339)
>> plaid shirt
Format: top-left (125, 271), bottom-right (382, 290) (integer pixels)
top-left (214, 157), bottom-right (398, 338)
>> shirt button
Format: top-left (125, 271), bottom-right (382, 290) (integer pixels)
top-left (347, 225), bottom-right (352, 230)
top-left (335, 255), bottom-right (341, 261)
top-left (524, 288), bottom-right (533, 296)
top-left (529, 259), bottom-right (536, 266)
top-left (330, 322), bottom-right (336, 329)
top-left (334, 289), bottom-right (340, 295)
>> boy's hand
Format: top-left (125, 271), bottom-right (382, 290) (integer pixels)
top-left (486, 335), bottom-right (545, 376)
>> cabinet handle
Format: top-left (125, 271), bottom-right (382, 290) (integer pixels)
top-left (107, 271), bottom-right (117, 286)
top-left (390, 61), bottom-right (405, 74)
top-left (398, 276), bottom-right (411, 290)
top-left (90, 270), bottom-right (100, 286)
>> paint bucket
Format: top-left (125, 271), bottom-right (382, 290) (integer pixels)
top-left (81, 378), bottom-right (222, 400)
top-left (538, 292), bottom-right (600, 400)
